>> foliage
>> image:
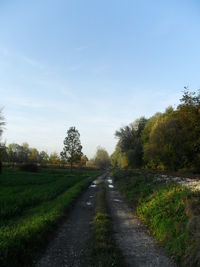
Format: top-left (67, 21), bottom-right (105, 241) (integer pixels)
top-left (60, 126), bottom-right (83, 170)
top-left (1, 142), bottom-right (53, 165)
top-left (94, 147), bottom-right (110, 169)
top-left (110, 143), bottom-right (128, 169)
top-left (49, 152), bottom-right (60, 165)
top-left (113, 170), bottom-right (200, 266)
top-left (115, 117), bottom-right (147, 168)
top-left (80, 154), bottom-right (88, 167)
top-left (29, 147), bottom-right (40, 163)
top-left (0, 168), bottom-right (100, 266)
top-left (143, 107), bottom-right (184, 170)
top-left (176, 89), bottom-right (200, 171)
top-left (113, 89), bottom-right (200, 172)
top-left (39, 150), bottom-right (49, 163)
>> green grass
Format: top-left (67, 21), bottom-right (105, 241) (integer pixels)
top-left (0, 168), bottom-right (101, 267)
top-left (113, 170), bottom-right (200, 266)
top-left (82, 184), bottom-right (125, 267)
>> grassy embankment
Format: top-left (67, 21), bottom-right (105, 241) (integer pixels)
top-left (83, 182), bottom-right (124, 267)
top-left (0, 168), bottom-right (101, 267)
top-left (113, 170), bottom-right (200, 267)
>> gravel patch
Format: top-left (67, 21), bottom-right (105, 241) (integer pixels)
top-left (155, 175), bottom-right (200, 192)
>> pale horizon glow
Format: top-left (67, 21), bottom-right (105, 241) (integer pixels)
top-left (1, 1), bottom-right (200, 158)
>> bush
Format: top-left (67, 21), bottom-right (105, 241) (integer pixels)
top-left (20, 163), bottom-right (39, 172)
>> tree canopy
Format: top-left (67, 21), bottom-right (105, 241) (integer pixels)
top-left (94, 147), bottom-right (110, 169)
top-left (112, 89), bottom-right (200, 172)
top-left (115, 117), bottom-right (147, 168)
top-left (60, 126), bottom-right (83, 170)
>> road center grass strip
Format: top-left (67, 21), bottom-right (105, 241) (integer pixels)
top-left (82, 183), bottom-right (125, 267)
top-left (112, 170), bottom-right (200, 267)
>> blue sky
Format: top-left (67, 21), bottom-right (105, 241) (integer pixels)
top-left (0, 0), bottom-right (200, 158)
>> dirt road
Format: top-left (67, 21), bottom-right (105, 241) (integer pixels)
top-left (35, 178), bottom-right (100, 267)
top-left (35, 174), bottom-right (176, 267)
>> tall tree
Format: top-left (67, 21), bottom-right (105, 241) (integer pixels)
top-left (49, 152), bottom-right (60, 165)
top-left (80, 155), bottom-right (88, 167)
top-left (29, 148), bottom-right (40, 163)
top-left (176, 89), bottom-right (200, 171)
top-left (60, 126), bottom-right (83, 171)
top-left (39, 151), bottom-right (49, 164)
top-left (94, 147), bottom-right (110, 169)
top-left (115, 117), bottom-right (147, 168)
top-left (111, 143), bottom-right (128, 169)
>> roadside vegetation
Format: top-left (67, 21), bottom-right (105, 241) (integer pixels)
top-left (113, 170), bottom-right (200, 266)
top-left (0, 168), bottom-right (100, 267)
top-left (83, 183), bottom-right (124, 267)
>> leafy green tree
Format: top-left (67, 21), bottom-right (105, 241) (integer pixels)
top-left (29, 148), bottom-right (40, 163)
top-left (94, 147), bottom-right (110, 169)
top-left (143, 115), bottom-right (183, 170)
top-left (115, 117), bottom-right (147, 168)
top-left (39, 151), bottom-right (49, 164)
top-left (60, 126), bottom-right (83, 171)
top-left (176, 89), bottom-right (200, 171)
top-left (7, 143), bottom-right (20, 163)
top-left (49, 152), bottom-right (60, 165)
top-left (20, 143), bottom-right (30, 162)
top-left (80, 155), bottom-right (88, 167)
top-left (0, 143), bottom-right (7, 164)
top-left (111, 143), bottom-right (128, 169)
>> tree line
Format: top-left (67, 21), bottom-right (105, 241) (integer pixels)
top-left (111, 89), bottom-right (200, 172)
top-left (0, 118), bottom-right (110, 169)
top-left (0, 141), bottom-right (90, 167)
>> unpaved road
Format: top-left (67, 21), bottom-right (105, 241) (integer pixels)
top-left (35, 177), bottom-right (101, 267)
top-left (106, 176), bottom-right (176, 267)
top-left (35, 174), bottom-right (176, 267)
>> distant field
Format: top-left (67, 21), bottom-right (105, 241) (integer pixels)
top-left (0, 168), bottom-right (100, 267)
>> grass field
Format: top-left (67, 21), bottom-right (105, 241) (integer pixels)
top-left (0, 168), bottom-right (101, 267)
top-left (113, 170), bottom-right (200, 267)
